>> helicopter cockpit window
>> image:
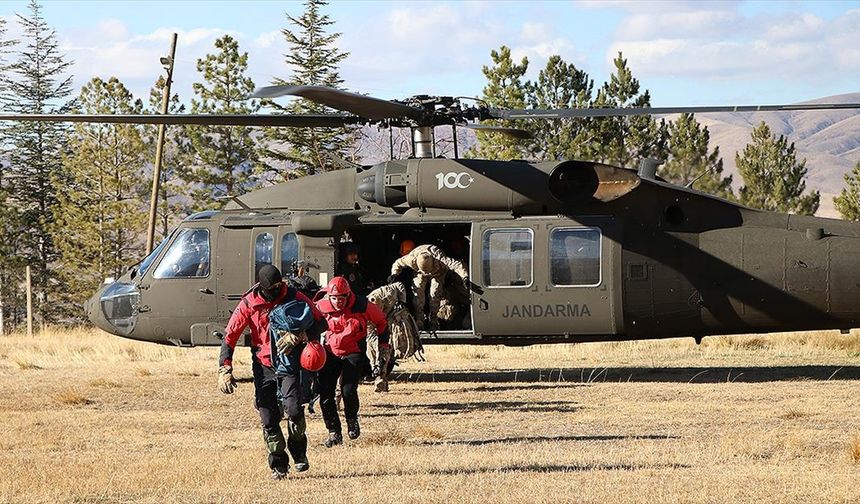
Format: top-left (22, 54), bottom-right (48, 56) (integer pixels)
top-left (255, 232), bottom-right (274, 277)
top-left (280, 233), bottom-right (299, 274)
top-left (550, 228), bottom-right (601, 286)
top-left (482, 228), bottom-right (533, 287)
top-left (138, 232), bottom-right (172, 276)
top-left (152, 229), bottom-right (210, 279)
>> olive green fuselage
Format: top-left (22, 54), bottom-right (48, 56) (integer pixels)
top-left (87, 159), bottom-right (860, 347)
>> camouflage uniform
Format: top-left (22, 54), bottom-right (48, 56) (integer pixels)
top-left (366, 283), bottom-right (407, 392)
top-left (390, 244), bottom-right (468, 329)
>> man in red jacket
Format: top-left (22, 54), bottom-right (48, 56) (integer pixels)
top-left (217, 265), bottom-right (324, 480)
top-left (315, 276), bottom-right (388, 447)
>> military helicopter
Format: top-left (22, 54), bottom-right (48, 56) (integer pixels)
top-left (5, 86), bottom-right (860, 348)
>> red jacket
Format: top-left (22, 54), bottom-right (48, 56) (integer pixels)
top-left (219, 284), bottom-right (323, 368)
top-left (316, 291), bottom-right (388, 357)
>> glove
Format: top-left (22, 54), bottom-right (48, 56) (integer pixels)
top-left (218, 365), bottom-right (236, 394)
top-left (276, 330), bottom-right (307, 355)
top-left (387, 274), bottom-right (399, 284)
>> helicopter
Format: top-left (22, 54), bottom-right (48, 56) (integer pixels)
top-left (4, 85), bottom-right (860, 349)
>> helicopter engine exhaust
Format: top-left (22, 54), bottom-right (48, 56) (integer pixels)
top-left (357, 159), bottom-right (640, 213)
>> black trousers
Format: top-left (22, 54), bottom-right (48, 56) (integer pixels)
top-left (317, 350), bottom-right (363, 434)
top-left (252, 359), bottom-right (308, 471)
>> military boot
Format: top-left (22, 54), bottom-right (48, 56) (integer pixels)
top-left (324, 431), bottom-right (343, 448)
top-left (347, 417), bottom-right (361, 440)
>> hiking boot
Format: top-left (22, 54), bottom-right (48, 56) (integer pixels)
top-left (294, 460), bottom-right (310, 472)
top-left (347, 417), bottom-right (361, 440)
top-left (324, 431), bottom-right (343, 448)
top-left (270, 468), bottom-right (288, 480)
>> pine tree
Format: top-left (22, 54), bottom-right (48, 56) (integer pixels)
top-left (145, 75), bottom-right (189, 239)
top-left (262, 0), bottom-right (351, 178)
top-left (525, 55), bottom-right (593, 160)
top-left (833, 162), bottom-right (860, 221)
top-left (0, 16), bottom-right (19, 333)
top-left (53, 77), bottom-right (148, 316)
top-left (471, 46), bottom-right (530, 160)
top-left (661, 113), bottom-right (733, 199)
top-left (737, 121), bottom-right (819, 215)
top-left (5, 0), bottom-right (74, 322)
top-left (183, 35), bottom-right (260, 212)
top-left (583, 53), bottom-right (668, 168)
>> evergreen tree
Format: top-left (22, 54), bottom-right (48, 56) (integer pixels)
top-left (0, 16), bottom-right (19, 332)
top-left (833, 162), bottom-right (860, 221)
top-left (0, 16), bottom-right (16, 106)
top-left (5, 0), bottom-right (74, 322)
top-left (583, 53), bottom-right (668, 168)
top-left (661, 113), bottom-right (733, 199)
top-left (183, 35), bottom-right (260, 212)
top-left (145, 75), bottom-right (189, 239)
top-left (262, 0), bottom-right (351, 178)
top-left (525, 55), bottom-right (593, 160)
top-left (53, 77), bottom-right (148, 316)
top-left (737, 121), bottom-right (819, 215)
top-left (471, 45), bottom-right (530, 160)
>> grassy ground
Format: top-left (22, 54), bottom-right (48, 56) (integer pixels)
top-left (1, 327), bottom-right (859, 503)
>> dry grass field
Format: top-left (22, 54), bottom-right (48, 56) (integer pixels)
top-left (2, 327), bottom-right (860, 503)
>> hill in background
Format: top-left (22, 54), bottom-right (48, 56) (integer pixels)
top-left (695, 93), bottom-right (860, 218)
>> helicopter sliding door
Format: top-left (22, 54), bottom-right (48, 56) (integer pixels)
top-left (470, 217), bottom-right (621, 338)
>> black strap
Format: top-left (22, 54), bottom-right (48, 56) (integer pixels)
top-left (352, 295), bottom-right (368, 313)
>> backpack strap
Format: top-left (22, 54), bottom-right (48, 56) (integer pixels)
top-left (351, 295), bottom-right (369, 313)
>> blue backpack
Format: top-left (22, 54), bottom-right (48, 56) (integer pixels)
top-left (269, 295), bottom-right (315, 375)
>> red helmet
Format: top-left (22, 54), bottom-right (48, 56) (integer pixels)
top-left (300, 341), bottom-right (327, 372)
top-left (327, 276), bottom-right (352, 296)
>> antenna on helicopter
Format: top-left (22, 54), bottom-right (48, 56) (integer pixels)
top-left (637, 158), bottom-right (663, 180)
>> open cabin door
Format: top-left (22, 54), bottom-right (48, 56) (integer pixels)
top-left (470, 217), bottom-right (621, 338)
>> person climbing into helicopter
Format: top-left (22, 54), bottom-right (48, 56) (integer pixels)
top-left (314, 276), bottom-right (389, 447)
top-left (217, 264), bottom-right (325, 480)
top-left (389, 244), bottom-right (469, 331)
top-left (336, 242), bottom-right (370, 295)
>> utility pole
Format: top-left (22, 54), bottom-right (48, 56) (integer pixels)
top-left (146, 33), bottom-right (178, 254)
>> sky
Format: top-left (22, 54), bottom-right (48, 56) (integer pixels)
top-left (1, 0), bottom-right (860, 109)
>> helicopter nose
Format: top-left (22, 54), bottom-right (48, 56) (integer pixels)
top-left (85, 287), bottom-right (116, 334)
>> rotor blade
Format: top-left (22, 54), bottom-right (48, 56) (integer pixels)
top-left (0, 113), bottom-right (360, 127)
top-left (463, 123), bottom-right (533, 139)
top-left (251, 85), bottom-right (423, 120)
top-left (491, 102), bottom-right (860, 119)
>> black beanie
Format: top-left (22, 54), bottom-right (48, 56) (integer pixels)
top-left (258, 264), bottom-right (282, 289)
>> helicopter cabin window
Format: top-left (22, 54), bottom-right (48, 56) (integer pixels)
top-left (255, 232), bottom-right (274, 277)
top-left (152, 229), bottom-right (210, 279)
top-left (550, 228), bottom-right (601, 286)
top-left (482, 228), bottom-right (533, 287)
top-left (280, 233), bottom-right (299, 274)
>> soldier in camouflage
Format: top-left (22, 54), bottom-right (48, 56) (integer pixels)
top-left (390, 244), bottom-right (469, 330)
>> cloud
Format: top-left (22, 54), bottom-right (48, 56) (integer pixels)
top-left (603, 7), bottom-right (860, 84)
top-left (617, 10), bottom-right (745, 40)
